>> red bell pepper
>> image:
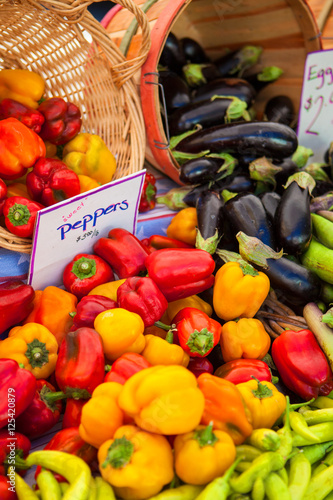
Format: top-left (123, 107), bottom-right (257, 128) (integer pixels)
top-left (55, 327), bottom-right (105, 396)
top-left (70, 294), bottom-right (118, 329)
top-left (139, 172), bottom-right (157, 213)
top-left (0, 98), bottom-right (45, 134)
top-left (34, 427), bottom-right (97, 482)
top-left (172, 307), bottom-right (221, 357)
top-left (0, 281), bottom-right (35, 336)
top-left (140, 238), bottom-right (156, 254)
top-left (62, 253), bottom-right (114, 300)
top-left (0, 359), bottom-right (36, 429)
top-left (62, 399), bottom-right (87, 429)
top-left (187, 357), bottom-right (214, 378)
top-left (148, 234), bottom-right (194, 249)
top-left (145, 248), bottom-right (215, 302)
top-left (272, 329), bottom-right (333, 400)
top-left (0, 475), bottom-right (17, 500)
top-left (0, 178), bottom-right (7, 216)
top-left (93, 228), bottom-right (149, 279)
top-left (104, 352), bottom-right (151, 384)
top-left (3, 196), bottom-right (44, 238)
top-left (38, 97), bottom-right (82, 145)
top-left (214, 359), bottom-right (272, 384)
top-left (117, 276), bottom-right (168, 327)
top-left (26, 157), bottom-right (80, 206)
top-left (15, 379), bottom-right (65, 439)
top-left (0, 430), bottom-right (30, 476)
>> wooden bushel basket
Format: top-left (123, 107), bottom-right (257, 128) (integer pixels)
top-left (0, 0), bottom-right (151, 253)
top-left (105, 0), bottom-right (322, 183)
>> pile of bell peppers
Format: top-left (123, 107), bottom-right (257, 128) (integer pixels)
top-left (1, 217), bottom-right (333, 500)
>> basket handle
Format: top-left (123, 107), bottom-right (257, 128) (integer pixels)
top-left (25, 0), bottom-right (151, 87)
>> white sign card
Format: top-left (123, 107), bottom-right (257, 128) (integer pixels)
top-left (297, 49), bottom-right (333, 163)
top-left (28, 170), bottom-right (146, 290)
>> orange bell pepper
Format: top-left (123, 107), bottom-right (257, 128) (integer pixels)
top-left (0, 118), bottom-right (46, 180)
top-left (220, 318), bottom-right (271, 362)
top-left (197, 373), bottom-right (253, 445)
top-left (79, 382), bottom-right (124, 449)
top-left (166, 207), bottom-right (198, 246)
top-left (23, 286), bottom-right (78, 345)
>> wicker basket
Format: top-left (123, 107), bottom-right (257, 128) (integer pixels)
top-left (0, 0), bottom-right (151, 253)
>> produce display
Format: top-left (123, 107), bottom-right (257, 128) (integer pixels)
top-left (2, 8), bottom-right (333, 500)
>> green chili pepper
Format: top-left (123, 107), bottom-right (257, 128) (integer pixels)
top-left (10, 468), bottom-right (39, 500)
top-left (59, 483), bottom-right (70, 495)
top-left (25, 450), bottom-right (91, 500)
top-left (251, 476), bottom-right (265, 500)
top-left (277, 467), bottom-right (288, 485)
top-left (289, 410), bottom-right (321, 443)
top-left (229, 452), bottom-right (285, 494)
top-left (94, 476), bottom-right (116, 500)
top-left (292, 422), bottom-right (333, 447)
top-left (246, 428), bottom-right (281, 452)
top-left (323, 492), bottom-right (333, 500)
top-left (36, 469), bottom-right (62, 500)
top-left (312, 462), bottom-right (329, 476)
top-left (235, 461), bottom-right (252, 472)
top-left (303, 464), bottom-right (333, 500)
top-left (277, 396), bottom-right (293, 463)
top-left (310, 396), bottom-right (333, 409)
top-left (299, 407), bottom-right (333, 425)
top-left (195, 457), bottom-right (242, 500)
top-left (236, 445), bottom-right (262, 462)
top-left (287, 452), bottom-right (311, 500)
top-left (300, 440), bottom-right (333, 464)
top-left (146, 484), bottom-right (204, 500)
top-left (264, 472), bottom-right (291, 500)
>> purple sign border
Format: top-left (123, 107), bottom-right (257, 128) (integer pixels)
top-left (28, 170), bottom-right (146, 285)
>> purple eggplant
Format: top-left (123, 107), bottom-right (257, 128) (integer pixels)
top-left (179, 156), bottom-right (229, 185)
top-left (214, 45), bottom-right (262, 77)
top-left (159, 32), bottom-right (187, 75)
top-left (180, 37), bottom-right (211, 64)
top-left (264, 95), bottom-right (296, 126)
top-left (192, 77), bottom-right (256, 106)
top-left (159, 70), bottom-right (191, 114)
top-left (259, 192), bottom-right (281, 222)
top-left (274, 180), bottom-right (312, 255)
top-left (243, 66), bottom-right (283, 93)
top-left (175, 121), bottom-right (299, 161)
top-left (182, 63), bottom-right (219, 88)
top-left (196, 190), bottom-right (225, 254)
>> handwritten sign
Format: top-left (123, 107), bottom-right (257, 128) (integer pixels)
top-left (28, 170), bottom-right (146, 290)
top-left (297, 49), bottom-right (333, 162)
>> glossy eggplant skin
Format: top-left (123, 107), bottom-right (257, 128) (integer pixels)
top-left (192, 78), bottom-right (256, 106)
top-left (159, 70), bottom-right (191, 114)
top-left (168, 97), bottom-right (245, 136)
top-left (223, 192), bottom-right (276, 248)
top-left (180, 37), bottom-right (210, 64)
top-left (264, 95), bottom-right (295, 126)
top-left (274, 158), bottom-right (298, 193)
top-left (183, 183), bottom-right (211, 207)
top-left (256, 257), bottom-right (322, 306)
top-left (175, 121), bottom-right (298, 161)
top-left (259, 192), bottom-right (281, 222)
top-left (159, 32), bottom-right (187, 75)
top-left (217, 174), bottom-right (255, 193)
top-left (179, 157), bottom-right (225, 185)
top-left (274, 181), bottom-right (312, 255)
top-left (196, 190), bottom-right (225, 242)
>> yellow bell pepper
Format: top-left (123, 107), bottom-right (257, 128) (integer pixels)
top-left (220, 318), bottom-right (271, 362)
top-left (118, 365), bottom-right (205, 435)
top-left (94, 308), bottom-right (146, 361)
top-left (0, 323), bottom-right (58, 379)
top-left (78, 174), bottom-right (100, 193)
top-left (141, 334), bottom-right (190, 367)
top-left (166, 207), bottom-right (198, 246)
top-left (0, 69), bottom-right (45, 109)
top-left (98, 424), bottom-right (174, 500)
top-left (79, 382), bottom-right (125, 449)
top-left (23, 286), bottom-right (78, 346)
top-left (174, 422), bottom-right (236, 485)
top-left (213, 261), bottom-right (270, 321)
top-left (167, 294), bottom-right (213, 321)
top-left (236, 379), bottom-right (286, 429)
top-left (62, 133), bottom-right (116, 185)
top-left (89, 279), bottom-right (126, 302)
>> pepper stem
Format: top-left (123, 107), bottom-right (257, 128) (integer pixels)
top-left (251, 377), bottom-right (273, 399)
top-left (154, 321), bottom-right (173, 331)
top-left (194, 422), bottom-right (218, 447)
top-left (71, 257), bottom-right (96, 280)
top-left (186, 328), bottom-right (214, 355)
top-left (7, 203), bottom-right (31, 227)
top-left (25, 339), bottom-right (49, 368)
top-left (102, 436), bottom-right (134, 469)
